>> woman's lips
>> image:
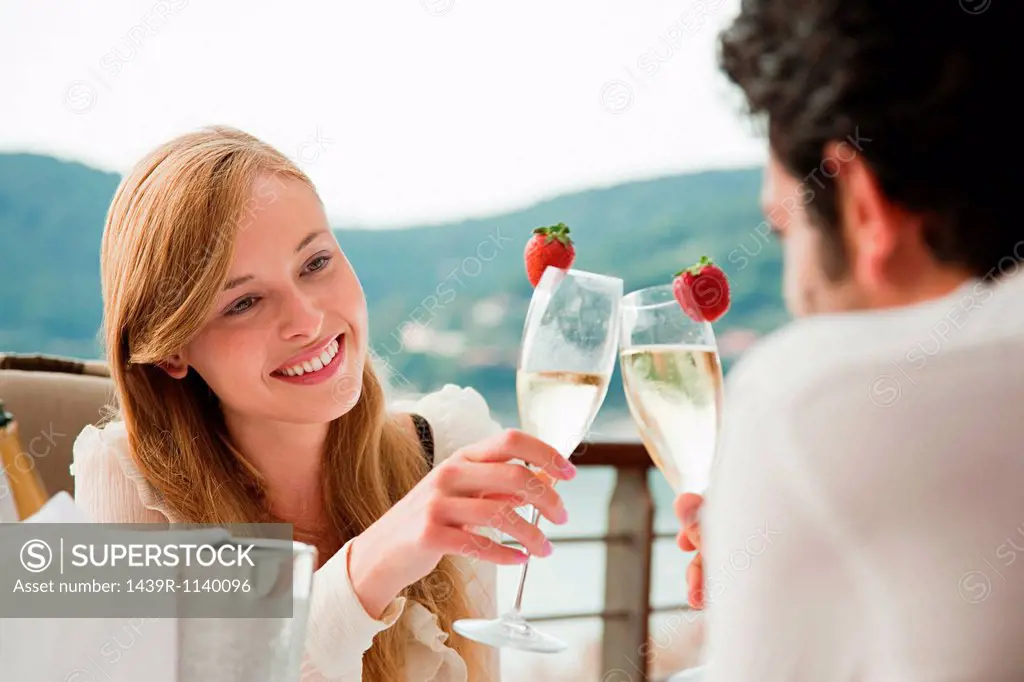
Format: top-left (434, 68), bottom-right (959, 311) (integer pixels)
top-left (275, 334), bottom-right (341, 371)
top-left (271, 334), bottom-right (346, 385)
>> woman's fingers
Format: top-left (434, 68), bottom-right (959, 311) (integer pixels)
top-left (466, 534), bottom-right (533, 566)
top-left (427, 525), bottom-right (530, 566)
top-left (438, 497), bottom-right (553, 558)
top-left (455, 529), bottom-right (532, 566)
top-left (456, 429), bottom-right (576, 483)
top-left (435, 461), bottom-right (568, 526)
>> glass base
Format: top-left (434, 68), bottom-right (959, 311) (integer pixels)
top-left (452, 613), bottom-right (568, 653)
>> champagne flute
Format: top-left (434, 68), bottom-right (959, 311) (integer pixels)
top-left (618, 283), bottom-right (723, 675)
top-left (453, 266), bottom-right (623, 653)
top-left (619, 283), bottom-right (723, 497)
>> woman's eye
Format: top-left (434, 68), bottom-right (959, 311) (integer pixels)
top-left (226, 296), bottom-right (258, 316)
top-left (304, 255), bottom-right (332, 274)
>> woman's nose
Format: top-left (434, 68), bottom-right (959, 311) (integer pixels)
top-left (281, 291), bottom-right (324, 340)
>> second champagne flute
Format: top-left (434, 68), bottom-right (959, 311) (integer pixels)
top-left (618, 283), bottom-right (723, 676)
top-left (619, 283), bottom-right (723, 496)
top-left (453, 266), bottom-right (623, 652)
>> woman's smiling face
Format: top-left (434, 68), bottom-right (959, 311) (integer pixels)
top-left (166, 175), bottom-right (368, 425)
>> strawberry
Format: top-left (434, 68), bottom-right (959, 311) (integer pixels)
top-left (672, 255), bottom-right (731, 322)
top-left (524, 222), bottom-right (575, 287)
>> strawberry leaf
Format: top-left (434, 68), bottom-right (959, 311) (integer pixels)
top-left (678, 255), bottom-right (713, 277)
top-left (533, 222), bottom-right (573, 246)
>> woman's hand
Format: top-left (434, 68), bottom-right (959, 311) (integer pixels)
top-left (675, 492), bottom-right (704, 609)
top-left (348, 428), bottom-right (574, 619)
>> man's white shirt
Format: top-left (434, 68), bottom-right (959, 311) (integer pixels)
top-left (702, 269), bottom-right (1024, 681)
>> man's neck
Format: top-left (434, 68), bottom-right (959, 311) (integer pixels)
top-left (848, 251), bottom-right (975, 313)
top-left (879, 269), bottom-right (974, 310)
top-left (222, 410), bottom-right (329, 528)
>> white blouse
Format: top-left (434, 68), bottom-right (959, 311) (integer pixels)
top-left (71, 384), bottom-right (505, 682)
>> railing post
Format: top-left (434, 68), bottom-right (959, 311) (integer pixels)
top-left (601, 466), bottom-right (653, 681)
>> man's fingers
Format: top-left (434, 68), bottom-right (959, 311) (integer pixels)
top-left (686, 521), bottom-right (701, 550)
top-left (687, 552), bottom-right (704, 610)
top-left (676, 492), bottom-right (703, 550)
top-left (689, 585), bottom-right (704, 610)
top-left (677, 517), bottom-right (701, 552)
top-left (675, 494), bottom-right (705, 608)
top-left (678, 528), bottom-right (695, 552)
top-left (674, 492), bottom-right (704, 526)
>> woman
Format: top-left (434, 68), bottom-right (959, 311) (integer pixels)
top-left (70, 125), bottom-right (574, 681)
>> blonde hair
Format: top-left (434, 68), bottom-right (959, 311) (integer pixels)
top-left (100, 125), bottom-right (484, 680)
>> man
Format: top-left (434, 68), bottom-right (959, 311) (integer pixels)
top-left (677, 1), bottom-right (1022, 679)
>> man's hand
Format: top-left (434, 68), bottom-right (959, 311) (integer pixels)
top-left (674, 492), bottom-right (704, 609)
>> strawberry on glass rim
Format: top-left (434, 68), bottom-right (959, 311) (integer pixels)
top-left (672, 255), bottom-right (731, 323)
top-left (524, 222), bottom-right (576, 287)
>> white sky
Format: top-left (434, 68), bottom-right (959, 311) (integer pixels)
top-left (0, 0), bottom-right (765, 228)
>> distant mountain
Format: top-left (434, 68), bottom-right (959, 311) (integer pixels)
top-left (0, 153), bottom-right (788, 423)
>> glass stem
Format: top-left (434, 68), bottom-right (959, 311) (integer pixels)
top-left (508, 473), bottom-right (562, 618)
top-left (510, 506), bottom-right (543, 615)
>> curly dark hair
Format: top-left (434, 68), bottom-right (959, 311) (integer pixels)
top-left (719, 0), bottom-right (1017, 280)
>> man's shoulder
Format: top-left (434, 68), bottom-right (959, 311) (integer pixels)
top-left (724, 315), bottom-right (870, 405)
top-left (724, 275), bottom-right (1024, 406)
top-left (722, 301), bottom-right (1024, 474)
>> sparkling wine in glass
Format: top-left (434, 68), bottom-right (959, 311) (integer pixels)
top-left (453, 266), bottom-right (623, 653)
top-left (619, 284), bottom-right (723, 495)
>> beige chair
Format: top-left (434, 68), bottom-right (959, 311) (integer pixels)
top-left (0, 353), bottom-right (116, 501)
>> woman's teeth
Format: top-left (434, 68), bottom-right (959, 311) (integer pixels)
top-left (279, 338), bottom-right (340, 376)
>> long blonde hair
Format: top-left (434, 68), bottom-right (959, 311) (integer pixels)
top-left (100, 125), bottom-right (484, 681)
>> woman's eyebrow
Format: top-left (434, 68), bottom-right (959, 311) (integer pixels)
top-left (221, 230), bottom-right (329, 291)
top-left (223, 274), bottom-right (254, 291)
top-left (294, 229), bottom-right (327, 253)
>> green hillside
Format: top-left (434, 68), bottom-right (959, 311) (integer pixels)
top-left (0, 153), bottom-right (788, 425)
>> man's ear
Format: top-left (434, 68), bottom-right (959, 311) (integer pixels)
top-left (157, 354), bottom-right (189, 380)
top-left (829, 141), bottom-right (901, 286)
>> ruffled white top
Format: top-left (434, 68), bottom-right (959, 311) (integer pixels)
top-left (70, 385), bottom-right (504, 682)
